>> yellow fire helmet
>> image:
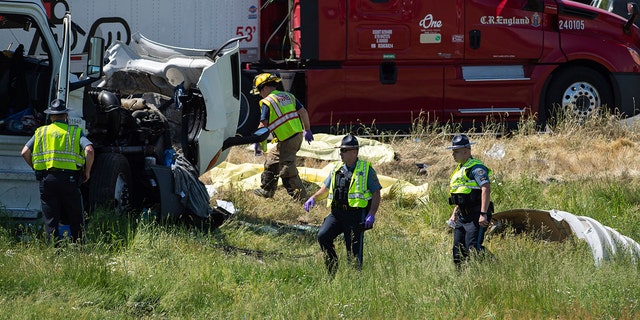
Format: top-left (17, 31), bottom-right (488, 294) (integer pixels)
top-left (251, 73), bottom-right (281, 95)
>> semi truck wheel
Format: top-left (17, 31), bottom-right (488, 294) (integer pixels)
top-left (87, 153), bottom-right (132, 214)
top-left (544, 66), bottom-right (613, 126)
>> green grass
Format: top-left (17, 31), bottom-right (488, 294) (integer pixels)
top-left (2, 118), bottom-right (640, 319)
top-left (1, 175), bottom-right (639, 319)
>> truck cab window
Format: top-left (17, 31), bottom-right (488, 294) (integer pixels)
top-left (0, 13), bottom-right (52, 134)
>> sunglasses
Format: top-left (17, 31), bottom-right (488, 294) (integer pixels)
top-left (340, 148), bottom-right (356, 153)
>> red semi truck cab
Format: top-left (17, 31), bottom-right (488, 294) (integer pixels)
top-left (252, 0), bottom-right (640, 131)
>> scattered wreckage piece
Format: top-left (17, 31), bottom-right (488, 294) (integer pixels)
top-left (490, 209), bottom-right (640, 265)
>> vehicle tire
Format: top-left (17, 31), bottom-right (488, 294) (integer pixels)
top-left (86, 153), bottom-right (132, 214)
top-left (236, 72), bottom-right (261, 137)
top-left (543, 66), bottom-right (613, 126)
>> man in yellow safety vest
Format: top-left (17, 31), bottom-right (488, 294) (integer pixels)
top-left (445, 134), bottom-right (494, 269)
top-left (21, 99), bottom-right (94, 243)
top-left (303, 134), bottom-right (382, 276)
top-left (251, 73), bottom-right (313, 201)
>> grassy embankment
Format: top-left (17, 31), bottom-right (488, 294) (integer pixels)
top-left (1, 115), bottom-right (639, 319)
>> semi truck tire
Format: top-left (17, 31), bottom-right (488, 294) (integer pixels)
top-left (236, 72), bottom-right (261, 137)
top-left (86, 153), bottom-right (132, 214)
top-left (544, 66), bottom-right (613, 126)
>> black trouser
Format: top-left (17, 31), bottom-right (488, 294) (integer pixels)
top-left (39, 170), bottom-right (84, 242)
top-left (452, 204), bottom-right (492, 267)
top-left (317, 207), bottom-right (365, 275)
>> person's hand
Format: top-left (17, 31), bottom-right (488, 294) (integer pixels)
top-left (304, 197), bottom-right (315, 212)
top-left (364, 214), bottom-right (375, 229)
top-left (254, 143), bottom-right (261, 156)
top-left (303, 129), bottom-right (314, 144)
top-left (479, 213), bottom-right (489, 227)
top-left (446, 219), bottom-right (456, 229)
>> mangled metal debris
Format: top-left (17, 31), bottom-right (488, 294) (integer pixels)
top-left (490, 209), bottom-right (640, 265)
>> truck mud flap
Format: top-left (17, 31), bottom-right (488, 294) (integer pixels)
top-left (150, 165), bottom-right (183, 220)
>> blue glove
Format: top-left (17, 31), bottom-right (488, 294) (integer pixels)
top-left (364, 214), bottom-right (375, 229)
top-left (303, 129), bottom-right (314, 144)
top-left (303, 197), bottom-right (315, 212)
top-left (254, 143), bottom-right (261, 156)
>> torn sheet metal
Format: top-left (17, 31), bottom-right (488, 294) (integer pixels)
top-left (491, 208), bottom-right (640, 265)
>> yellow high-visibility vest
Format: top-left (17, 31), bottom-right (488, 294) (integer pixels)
top-left (32, 122), bottom-right (85, 171)
top-left (449, 158), bottom-right (491, 194)
top-left (261, 90), bottom-right (303, 141)
top-left (327, 160), bottom-right (372, 208)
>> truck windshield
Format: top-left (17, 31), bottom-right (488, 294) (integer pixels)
top-left (0, 14), bottom-right (50, 57)
top-left (582, 0), bottom-right (635, 24)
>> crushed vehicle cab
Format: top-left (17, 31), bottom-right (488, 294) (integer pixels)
top-left (0, 0), bottom-right (266, 224)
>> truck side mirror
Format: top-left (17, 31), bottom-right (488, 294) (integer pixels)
top-left (624, 2), bottom-right (639, 34)
top-left (86, 37), bottom-right (105, 79)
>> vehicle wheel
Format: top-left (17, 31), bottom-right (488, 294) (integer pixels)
top-left (236, 72), bottom-right (261, 137)
top-left (86, 153), bottom-right (132, 214)
top-left (544, 66), bottom-right (613, 126)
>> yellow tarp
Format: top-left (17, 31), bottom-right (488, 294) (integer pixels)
top-left (254, 133), bottom-right (396, 165)
top-left (206, 134), bottom-right (428, 203)
top-left (204, 161), bottom-right (429, 203)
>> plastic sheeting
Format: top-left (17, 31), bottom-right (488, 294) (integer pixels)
top-left (255, 133), bottom-right (396, 165)
top-left (203, 161), bottom-right (429, 203)
top-left (204, 133), bottom-right (427, 202)
top-left (491, 208), bottom-right (640, 265)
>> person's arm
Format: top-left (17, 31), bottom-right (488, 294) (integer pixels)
top-left (479, 183), bottom-right (491, 226)
top-left (297, 107), bottom-right (312, 131)
top-left (258, 102), bottom-right (269, 128)
top-left (21, 145), bottom-right (33, 169)
top-left (449, 206), bottom-right (458, 222)
top-left (309, 184), bottom-right (329, 201)
top-left (83, 144), bottom-right (94, 183)
top-left (367, 189), bottom-right (381, 217)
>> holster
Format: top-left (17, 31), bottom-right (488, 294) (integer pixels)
top-left (448, 193), bottom-right (479, 206)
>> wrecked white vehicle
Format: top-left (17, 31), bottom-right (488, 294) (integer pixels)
top-left (0, 1), bottom-right (265, 225)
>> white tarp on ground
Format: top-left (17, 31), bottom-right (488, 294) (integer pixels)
top-left (491, 209), bottom-right (640, 265)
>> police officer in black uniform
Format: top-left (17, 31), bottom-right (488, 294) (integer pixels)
top-left (303, 134), bottom-right (382, 275)
top-left (21, 99), bottom-right (94, 243)
top-left (445, 134), bottom-right (494, 268)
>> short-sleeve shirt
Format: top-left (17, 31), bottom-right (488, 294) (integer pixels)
top-left (468, 163), bottom-right (490, 187)
top-left (25, 120), bottom-right (93, 151)
top-left (260, 96), bottom-right (305, 121)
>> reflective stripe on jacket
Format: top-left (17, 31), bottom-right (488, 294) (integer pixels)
top-left (327, 160), bottom-right (372, 208)
top-left (32, 122), bottom-right (85, 171)
top-left (449, 157), bottom-right (491, 194)
top-left (262, 90), bottom-right (303, 141)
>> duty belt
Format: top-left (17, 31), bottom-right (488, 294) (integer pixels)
top-left (331, 203), bottom-right (361, 212)
top-left (44, 168), bottom-right (80, 173)
top-left (448, 193), bottom-right (479, 206)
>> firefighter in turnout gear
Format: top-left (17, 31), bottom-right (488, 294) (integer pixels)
top-left (303, 134), bottom-right (382, 276)
top-left (251, 73), bottom-right (314, 201)
top-left (446, 134), bottom-right (494, 269)
top-left (21, 99), bottom-right (94, 243)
